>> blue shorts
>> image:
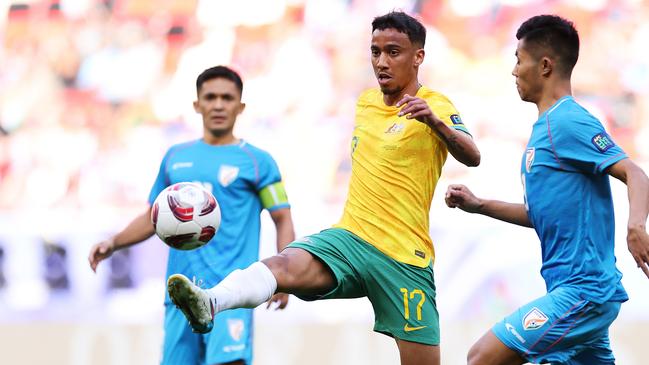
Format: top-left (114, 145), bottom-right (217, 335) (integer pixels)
top-left (492, 287), bottom-right (621, 364)
top-left (161, 304), bottom-right (253, 365)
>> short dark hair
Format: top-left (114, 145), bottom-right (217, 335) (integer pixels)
top-left (372, 11), bottom-right (426, 48)
top-left (516, 15), bottom-right (580, 77)
top-left (196, 66), bottom-right (243, 96)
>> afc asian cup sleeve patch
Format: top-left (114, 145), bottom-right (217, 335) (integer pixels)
top-left (450, 114), bottom-right (464, 125)
top-left (448, 114), bottom-right (471, 135)
top-left (591, 132), bottom-right (616, 153)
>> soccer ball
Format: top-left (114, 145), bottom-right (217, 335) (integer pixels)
top-left (151, 182), bottom-right (221, 250)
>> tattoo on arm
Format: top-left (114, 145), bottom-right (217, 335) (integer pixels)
top-left (446, 133), bottom-right (463, 152)
top-left (436, 130), bottom-right (464, 154)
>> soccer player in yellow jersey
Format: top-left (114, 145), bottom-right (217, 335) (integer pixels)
top-left (166, 11), bottom-right (480, 365)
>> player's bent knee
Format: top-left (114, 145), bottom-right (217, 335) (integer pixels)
top-left (265, 247), bottom-right (335, 293)
top-left (396, 339), bottom-right (440, 365)
top-left (263, 248), bottom-right (312, 289)
top-left (261, 253), bottom-right (292, 286)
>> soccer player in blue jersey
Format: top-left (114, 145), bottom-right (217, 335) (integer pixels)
top-left (445, 15), bottom-right (649, 365)
top-left (88, 66), bottom-right (295, 365)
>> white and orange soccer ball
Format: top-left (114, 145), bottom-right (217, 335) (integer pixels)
top-left (151, 182), bottom-right (221, 250)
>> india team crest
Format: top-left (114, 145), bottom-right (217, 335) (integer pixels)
top-left (227, 319), bottom-right (245, 341)
top-left (525, 147), bottom-right (535, 173)
top-left (522, 307), bottom-right (548, 330)
top-left (219, 165), bottom-right (239, 187)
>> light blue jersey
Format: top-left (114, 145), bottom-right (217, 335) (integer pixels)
top-left (149, 139), bottom-right (289, 299)
top-left (149, 139), bottom-right (289, 365)
top-left (522, 96), bottom-right (628, 304)
top-left (493, 96), bottom-right (628, 364)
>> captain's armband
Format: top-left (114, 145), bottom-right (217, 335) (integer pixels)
top-left (259, 181), bottom-right (290, 211)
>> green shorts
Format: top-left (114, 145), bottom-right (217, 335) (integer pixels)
top-left (288, 228), bottom-right (439, 345)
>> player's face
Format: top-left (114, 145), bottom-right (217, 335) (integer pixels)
top-left (194, 78), bottom-right (245, 138)
top-left (371, 28), bottom-right (423, 96)
top-left (512, 39), bottom-right (544, 103)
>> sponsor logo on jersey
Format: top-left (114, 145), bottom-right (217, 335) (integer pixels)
top-left (591, 132), bottom-right (616, 153)
top-left (450, 114), bottom-right (464, 125)
top-left (505, 323), bottom-right (526, 343)
top-left (385, 122), bottom-right (405, 134)
top-left (172, 162), bottom-right (193, 170)
top-left (223, 344), bottom-right (246, 353)
top-left (525, 147), bottom-right (535, 173)
top-left (414, 250), bottom-right (426, 259)
top-left (219, 165), bottom-right (239, 187)
top-left (523, 307), bottom-right (548, 330)
top-left (227, 318), bottom-right (245, 341)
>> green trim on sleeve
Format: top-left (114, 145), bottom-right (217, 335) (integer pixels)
top-left (259, 181), bottom-right (289, 210)
top-left (443, 113), bottom-right (472, 136)
top-left (452, 124), bottom-right (472, 136)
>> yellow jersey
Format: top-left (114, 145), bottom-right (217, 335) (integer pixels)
top-left (334, 86), bottom-right (470, 268)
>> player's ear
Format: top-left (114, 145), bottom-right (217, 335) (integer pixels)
top-left (193, 100), bottom-right (200, 113)
top-left (540, 56), bottom-right (553, 77)
top-left (238, 102), bottom-right (246, 115)
top-left (414, 48), bottom-right (425, 67)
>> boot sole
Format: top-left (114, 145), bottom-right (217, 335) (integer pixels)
top-left (167, 274), bottom-right (213, 334)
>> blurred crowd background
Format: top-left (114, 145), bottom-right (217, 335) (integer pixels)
top-left (1, 0), bottom-right (648, 364)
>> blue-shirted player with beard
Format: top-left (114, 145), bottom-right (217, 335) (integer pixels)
top-left (445, 15), bottom-right (649, 365)
top-left (88, 66), bottom-right (295, 365)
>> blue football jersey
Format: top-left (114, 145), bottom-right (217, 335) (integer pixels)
top-left (521, 96), bottom-right (628, 304)
top-left (148, 139), bottom-right (289, 302)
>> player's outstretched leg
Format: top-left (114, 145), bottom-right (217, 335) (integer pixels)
top-left (167, 274), bottom-right (215, 334)
top-left (167, 261), bottom-right (278, 333)
top-left (168, 247), bottom-right (336, 333)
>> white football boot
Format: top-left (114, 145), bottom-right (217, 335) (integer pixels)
top-left (167, 274), bottom-right (215, 334)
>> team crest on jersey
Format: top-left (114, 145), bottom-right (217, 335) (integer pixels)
top-left (522, 307), bottom-right (548, 330)
top-left (219, 165), bottom-right (239, 187)
top-left (385, 122), bottom-right (405, 134)
top-left (227, 319), bottom-right (245, 341)
top-left (525, 147), bottom-right (535, 173)
top-left (591, 132), bottom-right (616, 153)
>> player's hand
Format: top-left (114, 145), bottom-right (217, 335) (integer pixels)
top-left (627, 225), bottom-right (649, 279)
top-left (88, 238), bottom-right (116, 273)
top-left (396, 94), bottom-right (441, 128)
top-left (445, 184), bottom-right (482, 213)
top-left (266, 292), bottom-right (289, 310)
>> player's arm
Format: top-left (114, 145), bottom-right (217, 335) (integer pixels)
top-left (260, 181), bottom-right (295, 309)
top-left (269, 208), bottom-right (295, 253)
top-left (397, 94), bottom-right (481, 167)
top-left (88, 207), bottom-right (155, 272)
top-left (445, 184), bottom-right (533, 228)
top-left (259, 181), bottom-right (295, 253)
top-left (606, 158), bottom-right (649, 278)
